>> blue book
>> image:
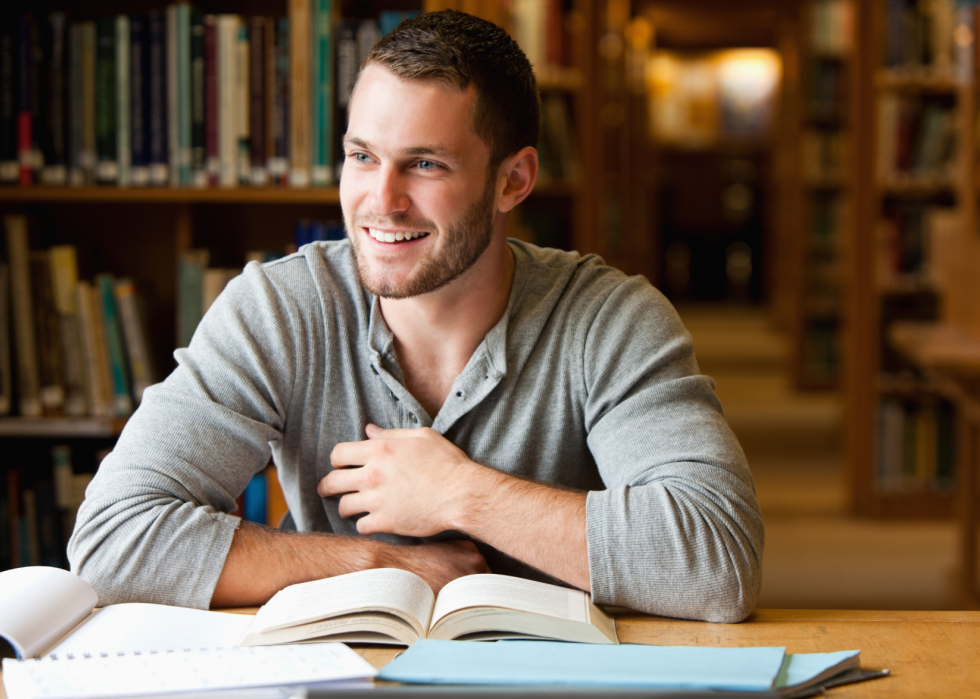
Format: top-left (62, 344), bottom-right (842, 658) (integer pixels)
top-left (96, 274), bottom-right (133, 416)
top-left (147, 10), bottom-right (168, 185)
top-left (129, 14), bottom-right (150, 186)
top-left (242, 473), bottom-right (267, 524)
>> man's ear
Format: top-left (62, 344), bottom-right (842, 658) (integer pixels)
top-left (495, 146), bottom-right (539, 213)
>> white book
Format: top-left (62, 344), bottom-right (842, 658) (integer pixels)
top-left (218, 15), bottom-right (241, 188)
top-left (116, 15), bottom-right (132, 187)
top-left (0, 567), bottom-right (375, 699)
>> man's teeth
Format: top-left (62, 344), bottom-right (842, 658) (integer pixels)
top-left (368, 228), bottom-right (427, 243)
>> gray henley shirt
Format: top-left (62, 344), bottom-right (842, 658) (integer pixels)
top-left (68, 239), bottom-right (764, 623)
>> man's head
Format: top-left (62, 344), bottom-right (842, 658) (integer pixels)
top-left (340, 11), bottom-right (540, 300)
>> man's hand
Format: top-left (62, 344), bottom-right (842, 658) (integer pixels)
top-left (319, 424), bottom-right (498, 537)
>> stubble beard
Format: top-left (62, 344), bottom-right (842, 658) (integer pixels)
top-left (346, 177), bottom-right (497, 300)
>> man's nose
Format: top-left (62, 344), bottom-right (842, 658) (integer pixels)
top-left (370, 165), bottom-right (410, 215)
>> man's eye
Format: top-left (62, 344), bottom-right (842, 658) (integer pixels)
top-left (353, 153), bottom-right (371, 162)
top-left (417, 160), bottom-right (438, 170)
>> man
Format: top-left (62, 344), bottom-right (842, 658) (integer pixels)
top-left (69, 10), bottom-right (763, 623)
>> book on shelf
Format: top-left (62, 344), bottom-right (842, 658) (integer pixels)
top-left (884, 0), bottom-right (972, 78)
top-left (808, 0), bottom-right (853, 56)
top-left (4, 216), bottom-right (41, 417)
top-left (802, 130), bottom-right (845, 182)
top-left (311, 0), bottom-right (334, 187)
top-left (29, 251), bottom-right (65, 415)
top-left (0, 264), bottom-right (11, 415)
top-left (289, 0), bottom-right (311, 188)
top-left (239, 568), bottom-right (618, 647)
top-left (877, 396), bottom-right (955, 492)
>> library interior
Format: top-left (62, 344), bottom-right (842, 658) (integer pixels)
top-left (2, 0), bottom-right (980, 631)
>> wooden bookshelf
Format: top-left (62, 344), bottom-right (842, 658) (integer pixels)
top-left (0, 417), bottom-right (127, 438)
top-left (0, 187), bottom-right (342, 205)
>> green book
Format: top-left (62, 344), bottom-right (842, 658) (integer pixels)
top-left (116, 15), bottom-right (131, 187)
top-left (95, 18), bottom-right (118, 184)
top-left (311, 0), bottom-right (333, 186)
top-left (96, 274), bottom-right (133, 417)
top-left (179, 249), bottom-right (210, 347)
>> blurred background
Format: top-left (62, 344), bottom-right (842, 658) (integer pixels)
top-left (1, 0), bottom-right (979, 611)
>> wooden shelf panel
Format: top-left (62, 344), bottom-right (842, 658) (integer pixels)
top-left (875, 70), bottom-right (962, 92)
top-left (0, 417), bottom-right (128, 438)
top-left (879, 180), bottom-right (957, 197)
top-left (535, 66), bottom-right (582, 92)
top-left (889, 322), bottom-right (980, 379)
top-left (0, 187), bottom-right (341, 205)
top-left (867, 490), bottom-right (955, 518)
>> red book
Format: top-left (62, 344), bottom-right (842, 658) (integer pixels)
top-left (205, 15), bottom-right (218, 186)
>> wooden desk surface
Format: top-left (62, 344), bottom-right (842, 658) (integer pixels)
top-left (3, 610), bottom-right (978, 699)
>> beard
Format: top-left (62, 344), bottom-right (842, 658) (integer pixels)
top-left (345, 176), bottom-right (496, 299)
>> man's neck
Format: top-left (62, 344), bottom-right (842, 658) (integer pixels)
top-left (379, 237), bottom-right (515, 419)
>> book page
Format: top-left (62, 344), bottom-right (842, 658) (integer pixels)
top-left (48, 604), bottom-right (252, 658)
top-left (0, 567), bottom-right (98, 659)
top-left (431, 574), bottom-right (590, 628)
top-left (249, 568), bottom-right (435, 636)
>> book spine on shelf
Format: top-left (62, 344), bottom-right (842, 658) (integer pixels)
top-left (0, 264), bottom-right (11, 415)
top-left (243, 472), bottom-right (268, 523)
top-left (114, 278), bottom-right (154, 405)
top-left (29, 251), bottom-right (66, 415)
top-left (42, 12), bottom-right (68, 186)
top-left (95, 17), bottom-right (118, 185)
top-left (96, 274), bottom-right (133, 416)
top-left (177, 3), bottom-right (192, 186)
top-left (249, 17), bottom-right (268, 187)
top-left (236, 21), bottom-right (250, 185)
top-left (217, 15), bottom-right (238, 188)
top-left (130, 14), bottom-right (150, 187)
top-left (51, 445), bottom-right (74, 546)
top-left (166, 5), bottom-right (178, 186)
top-left (264, 18), bottom-right (275, 186)
top-left (265, 465), bottom-right (288, 529)
top-left (204, 15), bottom-right (218, 186)
top-left (76, 280), bottom-right (113, 417)
top-left (191, 9), bottom-right (206, 188)
top-left (17, 14), bottom-right (35, 186)
top-left (49, 245), bottom-right (87, 416)
top-left (178, 248), bottom-right (209, 347)
top-left (116, 15), bottom-right (131, 187)
top-left (147, 10), bottom-right (168, 186)
top-left (335, 20), bottom-right (357, 183)
top-left (67, 23), bottom-right (83, 186)
top-left (80, 22), bottom-right (97, 185)
top-left (4, 215), bottom-right (41, 417)
top-left (311, 0), bottom-right (333, 187)
top-left (270, 17), bottom-right (289, 186)
top-left (7, 469), bottom-right (20, 568)
top-left (0, 19), bottom-right (17, 184)
top-left (289, 0), bottom-right (310, 188)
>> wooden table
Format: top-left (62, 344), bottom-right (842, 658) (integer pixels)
top-left (2, 610), bottom-right (978, 698)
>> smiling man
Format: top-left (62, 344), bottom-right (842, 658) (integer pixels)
top-left (69, 11), bottom-right (764, 623)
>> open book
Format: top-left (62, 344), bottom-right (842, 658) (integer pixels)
top-left (239, 568), bottom-right (618, 647)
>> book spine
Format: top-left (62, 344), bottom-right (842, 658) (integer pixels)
top-left (0, 20), bottom-right (17, 183)
top-left (0, 264), bottom-right (11, 415)
top-left (177, 3), bottom-right (192, 186)
top-left (288, 0), bottom-right (310, 188)
top-left (116, 15), bottom-right (131, 187)
top-left (4, 216), bottom-right (41, 416)
top-left (27, 16), bottom-right (43, 184)
top-left (191, 9), bottom-right (206, 187)
top-left (95, 17), bottom-right (118, 184)
top-left (67, 22), bottom-right (83, 186)
top-left (51, 445), bottom-right (74, 546)
top-left (80, 22), bottom-right (97, 185)
top-left (76, 281), bottom-right (112, 417)
top-left (7, 469), bottom-right (20, 567)
top-left (236, 22), bottom-right (250, 185)
top-left (147, 11), bottom-right (168, 186)
top-left (166, 5), bottom-right (178, 186)
top-left (114, 278), bottom-right (153, 405)
top-left (204, 15), bottom-right (218, 186)
top-left (129, 14), bottom-right (149, 187)
top-left (311, 0), bottom-right (333, 187)
top-left (49, 245), bottom-right (87, 416)
top-left (178, 248), bottom-right (209, 347)
top-left (242, 473), bottom-right (268, 524)
top-left (270, 17), bottom-right (289, 185)
top-left (42, 12), bottom-right (68, 186)
top-left (30, 251), bottom-right (65, 415)
top-left (217, 15), bottom-right (238, 188)
top-left (335, 21), bottom-right (357, 183)
top-left (249, 17), bottom-right (268, 186)
top-left (264, 19), bottom-right (275, 186)
top-left (18, 14), bottom-right (35, 186)
top-left (96, 274), bottom-right (133, 416)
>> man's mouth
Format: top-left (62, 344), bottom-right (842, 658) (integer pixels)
top-left (366, 227), bottom-right (430, 243)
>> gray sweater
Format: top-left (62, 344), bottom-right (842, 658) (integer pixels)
top-left (68, 240), bottom-right (764, 622)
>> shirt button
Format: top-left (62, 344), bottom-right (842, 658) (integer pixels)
top-left (456, 391), bottom-right (463, 397)
top-left (410, 413), bottom-right (418, 423)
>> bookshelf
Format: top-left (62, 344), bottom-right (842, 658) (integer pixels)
top-left (845, 0), bottom-right (978, 519)
top-left (0, 0), bottom-right (603, 572)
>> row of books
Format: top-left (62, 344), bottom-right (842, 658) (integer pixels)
top-left (800, 319), bottom-right (840, 384)
top-left (884, 0), bottom-right (975, 81)
top-left (239, 465), bottom-right (289, 529)
top-left (0, 5), bottom-right (414, 189)
top-left (2, 216), bottom-right (157, 418)
top-left (802, 129), bottom-right (846, 183)
top-left (2, 445), bottom-right (94, 571)
top-left (808, 0), bottom-right (854, 56)
top-left (806, 60), bottom-right (847, 123)
top-left (876, 395), bottom-right (955, 493)
top-left (876, 201), bottom-right (957, 290)
top-left (877, 93), bottom-right (957, 186)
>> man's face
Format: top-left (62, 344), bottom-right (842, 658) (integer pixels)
top-left (340, 64), bottom-right (497, 299)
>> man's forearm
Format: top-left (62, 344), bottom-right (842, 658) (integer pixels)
top-left (455, 469), bottom-right (591, 592)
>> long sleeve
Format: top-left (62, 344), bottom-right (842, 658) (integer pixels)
top-left (67, 261), bottom-right (301, 608)
top-left (580, 276), bottom-right (764, 623)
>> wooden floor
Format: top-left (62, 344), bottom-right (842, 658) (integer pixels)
top-left (677, 305), bottom-right (963, 611)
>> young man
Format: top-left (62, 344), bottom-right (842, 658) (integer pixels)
top-left (69, 11), bottom-right (763, 623)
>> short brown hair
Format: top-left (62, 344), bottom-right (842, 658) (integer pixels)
top-left (363, 10), bottom-right (540, 175)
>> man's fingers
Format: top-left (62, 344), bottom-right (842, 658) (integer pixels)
top-left (318, 468), bottom-right (367, 497)
top-left (365, 423), bottom-right (428, 440)
top-left (337, 492), bottom-right (371, 519)
top-left (330, 439), bottom-right (381, 467)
